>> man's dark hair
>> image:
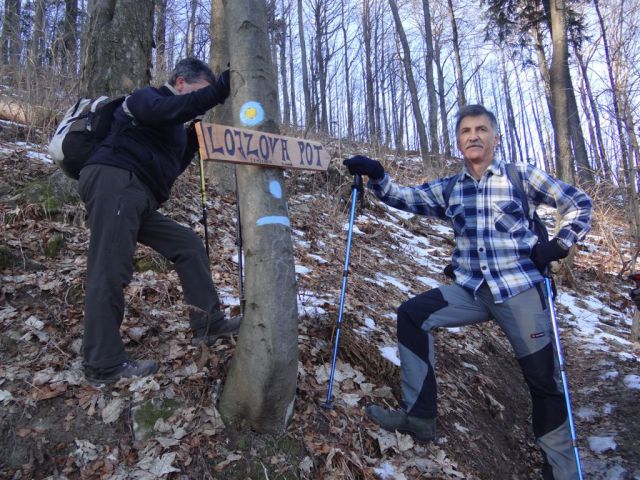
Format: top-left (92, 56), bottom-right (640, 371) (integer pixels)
top-left (455, 104), bottom-right (499, 134)
top-left (168, 58), bottom-right (216, 86)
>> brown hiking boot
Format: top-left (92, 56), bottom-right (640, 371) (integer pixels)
top-left (85, 359), bottom-right (159, 386)
top-left (366, 404), bottom-right (436, 443)
top-left (192, 315), bottom-right (242, 346)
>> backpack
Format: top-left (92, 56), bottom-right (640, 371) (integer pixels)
top-left (443, 162), bottom-right (549, 245)
top-left (48, 95), bottom-right (128, 179)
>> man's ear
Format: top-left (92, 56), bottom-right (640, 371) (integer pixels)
top-left (174, 76), bottom-right (185, 93)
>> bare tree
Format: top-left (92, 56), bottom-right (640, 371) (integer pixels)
top-left (219, 0), bottom-right (299, 433)
top-left (421, 0), bottom-right (439, 154)
top-left (297, 0), bottom-right (314, 130)
top-left (1, 0), bottom-right (22, 66)
top-left (447, 0), bottom-right (466, 107)
top-left (388, 0), bottom-right (430, 168)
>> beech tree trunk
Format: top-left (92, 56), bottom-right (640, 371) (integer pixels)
top-left (80, 0), bottom-right (154, 97)
top-left (218, 0), bottom-right (299, 433)
top-left (206, 0), bottom-right (236, 194)
top-left (549, 0), bottom-right (572, 181)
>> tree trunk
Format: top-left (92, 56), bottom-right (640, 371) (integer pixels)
top-left (278, 2), bottom-right (290, 125)
top-left (501, 56), bottom-right (522, 163)
top-left (594, 0), bottom-right (630, 186)
top-left (288, 17), bottom-right (298, 127)
top-left (187, 0), bottom-right (197, 56)
top-left (362, 1), bottom-right (377, 141)
top-left (388, 0), bottom-right (429, 168)
top-left (81, 0), bottom-right (154, 97)
top-left (566, 72), bottom-right (593, 184)
top-left (314, 3), bottom-right (328, 132)
top-left (434, 35), bottom-right (450, 156)
top-left (297, 0), bottom-right (314, 130)
top-left (155, 0), bottom-right (167, 75)
top-left (1, 0), bottom-right (21, 66)
top-left (219, 0), bottom-right (299, 433)
top-left (573, 41), bottom-right (608, 177)
top-left (447, 0), bottom-right (465, 107)
top-left (340, 2), bottom-right (353, 139)
top-left (548, 0), bottom-right (572, 181)
top-left (422, 0), bottom-right (438, 153)
top-left (29, 0), bottom-right (47, 68)
top-left (206, 0), bottom-right (236, 195)
top-left (62, 0), bottom-right (78, 72)
top-left (621, 90), bottom-right (640, 242)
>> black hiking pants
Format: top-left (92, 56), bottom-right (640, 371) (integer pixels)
top-left (397, 282), bottom-right (578, 480)
top-left (78, 164), bottom-right (223, 370)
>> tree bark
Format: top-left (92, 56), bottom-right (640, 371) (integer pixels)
top-left (594, 0), bottom-right (630, 186)
top-left (447, 0), bottom-right (465, 107)
top-left (573, 41), bottom-right (608, 177)
top-left (80, 0), bottom-right (154, 97)
top-left (155, 0), bottom-right (167, 75)
top-left (548, 0), bottom-right (572, 181)
top-left (388, 0), bottom-right (429, 168)
top-left (28, 0), bottom-right (47, 68)
top-left (422, 0), bottom-right (438, 153)
top-left (297, 0), bottom-right (314, 130)
top-left (219, 0), bottom-right (299, 433)
top-left (278, 2), bottom-right (291, 125)
top-left (1, 0), bottom-right (22, 66)
top-left (434, 35), bottom-right (451, 156)
top-left (62, 0), bottom-right (78, 72)
top-left (362, 1), bottom-right (377, 141)
top-left (340, 2), bottom-right (354, 139)
top-left (206, 0), bottom-right (236, 194)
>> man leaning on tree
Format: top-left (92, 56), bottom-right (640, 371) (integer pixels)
top-left (79, 58), bottom-right (240, 385)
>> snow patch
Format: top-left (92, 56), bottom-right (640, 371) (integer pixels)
top-left (587, 436), bottom-right (617, 454)
top-left (379, 346), bottom-right (401, 366)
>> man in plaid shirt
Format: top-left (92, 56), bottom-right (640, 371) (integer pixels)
top-left (344, 104), bottom-right (592, 480)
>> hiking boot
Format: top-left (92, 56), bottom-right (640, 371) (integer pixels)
top-left (365, 404), bottom-right (436, 443)
top-left (85, 359), bottom-right (159, 385)
top-left (192, 315), bottom-right (242, 346)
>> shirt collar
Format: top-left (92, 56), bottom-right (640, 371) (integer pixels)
top-left (164, 82), bottom-right (179, 95)
top-left (461, 157), bottom-right (504, 180)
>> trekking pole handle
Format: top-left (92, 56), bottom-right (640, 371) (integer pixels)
top-left (353, 174), bottom-right (364, 210)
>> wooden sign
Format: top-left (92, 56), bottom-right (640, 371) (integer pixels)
top-left (195, 122), bottom-right (330, 171)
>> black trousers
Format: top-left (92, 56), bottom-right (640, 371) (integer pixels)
top-left (78, 164), bottom-right (223, 370)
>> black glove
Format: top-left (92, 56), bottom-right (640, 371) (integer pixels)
top-left (531, 238), bottom-right (569, 274)
top-left (630, 288), bottom-right (640, 309)
top-left (443, 264), bottom-right (455, 280)
top-left (343, 155), bottom-right (385, 180)
top-left (214, 69), bottom-right (231, 104)
top-left (186, 121), bottom-right (200, 152)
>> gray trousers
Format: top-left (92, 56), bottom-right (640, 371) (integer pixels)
top-left (78, 164), bottom-right (223, 370)
top-left (397, 283), bottom-right (578, 480)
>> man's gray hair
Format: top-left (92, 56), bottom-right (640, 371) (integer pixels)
top-left (455, 104), bottom-right (499, 134)
top-left (168, 57), bottom-right (216, 86)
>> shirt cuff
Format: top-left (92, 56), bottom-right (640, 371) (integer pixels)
top-left (555, 236), bottom-right (572, 251)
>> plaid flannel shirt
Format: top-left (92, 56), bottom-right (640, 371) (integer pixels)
top-left (368, 158), bottom-right (593, 303)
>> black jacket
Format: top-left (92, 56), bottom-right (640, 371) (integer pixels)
top-left (85, 83), bottom-right (223, 203)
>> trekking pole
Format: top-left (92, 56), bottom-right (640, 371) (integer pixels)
top-left (543, 273), bottom-right (584, 480)
top-left (322, 174), bottom-right (363, 409)
top-left (234, 171), bottom-right (245, 315)
top-left (198, 148), bottom-right (210, 259)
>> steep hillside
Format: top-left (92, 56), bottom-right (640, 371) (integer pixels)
top-left (0, 123), bottom-right (638, 479)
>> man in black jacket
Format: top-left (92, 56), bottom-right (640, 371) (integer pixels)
top-left (79, 58), bottom-right (238, 385)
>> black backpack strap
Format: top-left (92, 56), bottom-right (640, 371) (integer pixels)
top-left (443, 173), bottom-right (461, 208)
top-left (504, 163), bottom-right (530, 219)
